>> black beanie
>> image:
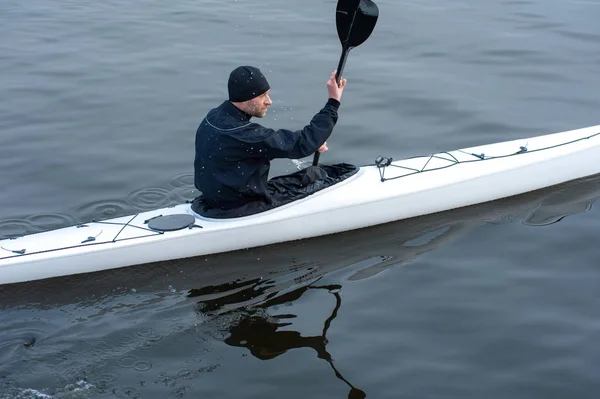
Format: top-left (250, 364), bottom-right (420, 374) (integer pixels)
top-left (228, 66), bottom-right (270, 102)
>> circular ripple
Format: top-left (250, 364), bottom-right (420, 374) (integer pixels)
top-left (96, 373), bottom-right (117, 383)
top-left (73, 199), bottom-right (133, 222)
top-left (206, 330), bottom-right (228, 340)
top-left (133, 360), bottom-right (152, 371)
top-left (7, 327), bottom-right (46, 346)
top-left (26, 213), bottom-right (78, 232)
top-left (114, 387), bottom-right (141, 399)
top-left (0, 218), bottom-right (34, 238)
top-left (135, 328), bottom-right (154, 338)
top-left (195, 335), bottom-right (208, 344)
top-left (168, 173), bottom-right (194, 188)
top-left (141, 334), bottom-right (163, 349)
top-left (196, 346), bottom-right (214, 356)
top-left (117, 355), bottom-right (139, 368)
top-left (95, 380), bottom-right (112, 395)
top-left (126, 187), bottom-right (175, 210)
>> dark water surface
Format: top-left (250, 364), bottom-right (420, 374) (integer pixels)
top-left (1, 0), bottom-right (600, 397)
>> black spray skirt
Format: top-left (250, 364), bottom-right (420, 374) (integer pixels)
top-left (192, 163), bottom-right (359, 219)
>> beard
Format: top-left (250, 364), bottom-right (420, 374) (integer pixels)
top-left (250, 108), bottom-right (267, 118)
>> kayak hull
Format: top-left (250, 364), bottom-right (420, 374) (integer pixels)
top-left (1, 125), bottom-right (599, 285)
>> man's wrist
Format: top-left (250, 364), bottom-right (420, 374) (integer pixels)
top-left (327, 98), bottom-right (341, 108)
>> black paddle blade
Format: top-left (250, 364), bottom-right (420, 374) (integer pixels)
top-left (313, 0), bottom-right (379, 167)
top-left (349, 388), bottom-right (367, 399)
top-left (336, 0), bottom-right (379, 49)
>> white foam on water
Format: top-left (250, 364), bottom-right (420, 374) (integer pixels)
top-left (1, 388), bottom-right (52, 399)
top-left (2, 380), bottom-right (94, 399)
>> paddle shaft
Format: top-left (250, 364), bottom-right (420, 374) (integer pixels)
top-left (312, 49), bottom-right (350, 167)
top-left (335, 48), bottom-right (349, 84)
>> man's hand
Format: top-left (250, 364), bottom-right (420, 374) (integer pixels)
top-left (327, 70), bottom-right (347, 101)
top-left (318, 142), bottom-right (328, 153)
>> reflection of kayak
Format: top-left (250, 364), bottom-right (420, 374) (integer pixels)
top-left (1, 125), bottom-right (600, 285)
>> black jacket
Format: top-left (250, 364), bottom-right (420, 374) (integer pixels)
top-left (194, 98), bottom-right (340, 210)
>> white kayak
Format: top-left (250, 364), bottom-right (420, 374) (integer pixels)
top-left (1, 124), bottom-right (599, 285)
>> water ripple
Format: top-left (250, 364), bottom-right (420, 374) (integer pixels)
top-left (0, 218), bottom-right (33, 238)
top-left (72, 199), bottom-right (134, 223)
top-left (126, 187), bottom-right (174, 210)
top-left (168, 173), bottom-right (194, 188)
top-left (26, 213), bottom-right (78, 232)
top-left (133, 360), bottom-right (152, 372)
top-left (113, 387), bottom-right (141, 399)
top-left (117, 355), bottom-right (139, 368)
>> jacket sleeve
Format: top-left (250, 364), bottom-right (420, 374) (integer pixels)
top-left (257, 98), bottom-right (340, 160)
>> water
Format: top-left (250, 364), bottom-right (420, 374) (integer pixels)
top-left (1, 0), bottom-right (600, 397)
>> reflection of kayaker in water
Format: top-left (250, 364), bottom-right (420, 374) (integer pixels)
top-left (220, 282), bottom-right (367, 398)
top-left (191, 67), bottom-right (350, 219)
top-left (223, 283), bottom-right (339, 361)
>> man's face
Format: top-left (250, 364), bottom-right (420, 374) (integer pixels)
top-left (246, 90), bottom-right (272, 118)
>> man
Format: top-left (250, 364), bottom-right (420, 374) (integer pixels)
top-left (192, 65), bottom-right (347, 218)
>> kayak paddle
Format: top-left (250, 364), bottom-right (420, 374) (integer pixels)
top-left (312, 0), bottom-right (379, 167)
